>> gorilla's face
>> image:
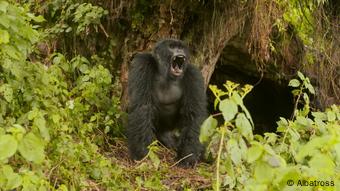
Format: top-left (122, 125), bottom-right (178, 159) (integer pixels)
top-left (153, 39), bottom-right (189, 79)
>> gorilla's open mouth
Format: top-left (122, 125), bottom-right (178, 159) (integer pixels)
top-left (171, 55), bottom-right (185, 76)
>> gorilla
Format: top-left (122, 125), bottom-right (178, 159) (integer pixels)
top-left (127, 39), bottom-right (207, 166)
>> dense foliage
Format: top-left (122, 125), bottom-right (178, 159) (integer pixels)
top-left (0, 0), bottom-right (339, 190)
top-left (201, 79), bottom-right (340, 190)
top-left (0, 1), bottom-right (123, 190)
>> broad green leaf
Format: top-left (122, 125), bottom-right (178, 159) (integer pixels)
top-left (8, 124), bottom-right (26, 135)
top-left (235, 113), bottom-right (253, 140)
top-left (297, 71), bottom-right (305, 80)
top-left (305, 83), bottom-right (315, 94)
top-left (0, 135), bottom-right (18, 160)
top-left (5, 172), bottom-right (22, 190)
top-left (79, 64), bottom-right (89, 74)
top-left (2, 165), bottom-right (22, 190)
top-left (219, 99), bottom-right (238, 121)
top-left (0, 29), bottom-right (9, 44)
top-left (232, 93), bottom-right (254, 126)
top-left (327, 111), bottom-right (336, 121)
top-left (199, 116), bottom-right (217, 144)
top-left (263, 144), bottom-right (275, 155)
top-left (312, 112), bottom-right (327, 121)
top-left (18, 132), bottom-right (45, 164)
top-left (309, 154), bottom-right (335, 175)
top-left (288, 79), bottom-right (300, 87)
top-left (254, 161), bottom-right (274, 183)
top-left (0, 1), bottom-right (8, 12)
top-left (148, 151), bottom-right (160, 169)
top-left (273, 167), bottom-right (300, 188)
top-left (224, 156), bottom-right (235, 179)
top-left (52, 114), bottom-right (60, 123)
top-left (34, 116), bottom-right (50, 141)
top-left (295, 135), bottom-right (331, 162)
top-left (227, 139), bottom-right (242, 165)
top-left (27, 109), bottom-right (38, 120)
top-left (246, 145), bottom-right (263, 163)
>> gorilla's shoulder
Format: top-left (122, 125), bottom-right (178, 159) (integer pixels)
top-left (131, 53), bottom-right (156, 67)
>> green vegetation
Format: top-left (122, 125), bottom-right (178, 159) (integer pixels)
top-left (202, 79), bottom-right (339, 190)
top-left (0, 0), bottom-right (339, 190)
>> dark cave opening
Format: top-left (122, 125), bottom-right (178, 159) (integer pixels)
top-left (208, 63), bottom-right (295, 134)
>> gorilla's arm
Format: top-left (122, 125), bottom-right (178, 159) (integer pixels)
top-left (178, 64), bottom-right (207, 165)
top-left (127, 53), bottom-right (157, 160)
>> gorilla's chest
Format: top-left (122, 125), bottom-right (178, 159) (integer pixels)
top-left (155, 83), bottom-right (182, 104)
top-left (154, 80), bottom-right (183, 118)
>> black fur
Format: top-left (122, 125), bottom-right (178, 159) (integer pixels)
top-left (127, 39), bottom-right (207, 166)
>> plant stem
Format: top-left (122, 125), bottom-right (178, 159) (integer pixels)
top-left (216, 127), bottom-right (225, 191)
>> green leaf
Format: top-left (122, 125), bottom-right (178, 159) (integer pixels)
top-left (2, 45), bottom-right (21, 60)
top-left (327, 110), bottom-right (336, 121)
top-left (297, 71), bottom-right (305, 80)
top-left (148, 151), bottom-right (160, 169)
top-left (273, 167), bottom-right (300, 188)
top-left (246, 145), bottom-right (263, 163)
top-left (199, 116), bottom-right (217, 144)
top-left (27, 109), bottom-right (38, 120)
top-left (312, 112), bottom-right (327, 121)
top-left (254, 161), bottom-right (274, 183)
top-left (295, 135), bottom-right (331, 162)
top-left (26, 13), bottom-right (45, 23)
top-left (305, 83), bottom-right (315, 94)
top-left (227, 139), bottom-right (242, 165)
top-left (232, 93), bottom-right (254, 127)
top-left (2, 165), bottom-right (22, 190)
top-left (52, 114), bottom-right (60, 123)
top-left (79, 64), bottom-right (89, 74)
top-left (309, 154), bottom-right (335, 175)
top-left (288, 79), bottom-right (300, 87)
top-left (0, 135), bottom-right (18, 160)
top-left (219, 99), bottom-right (238, 121)
top-left (0, 1), bottom-right (9, 12)
top-left (224, 156), bottom-right (235, 179)
top-left (0, 29), bottom-right (9, 44)
top-left (235, 113), bottom-right (253, 140)
top-left (18, 132), bottom-right (45, 164)
top-left (0, 84), bottom-right (13, 102)
top-left (34, 116), bottom-right (50, 141)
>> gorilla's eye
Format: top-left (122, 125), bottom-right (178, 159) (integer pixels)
top-left (172, 55), bottom-right (186, 69)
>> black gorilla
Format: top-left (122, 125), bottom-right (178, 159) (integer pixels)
top-left (127, 39), bottom-right (207, 166)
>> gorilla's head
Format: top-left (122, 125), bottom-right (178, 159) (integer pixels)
top-left (153, 39), bottom-right (190, 79)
